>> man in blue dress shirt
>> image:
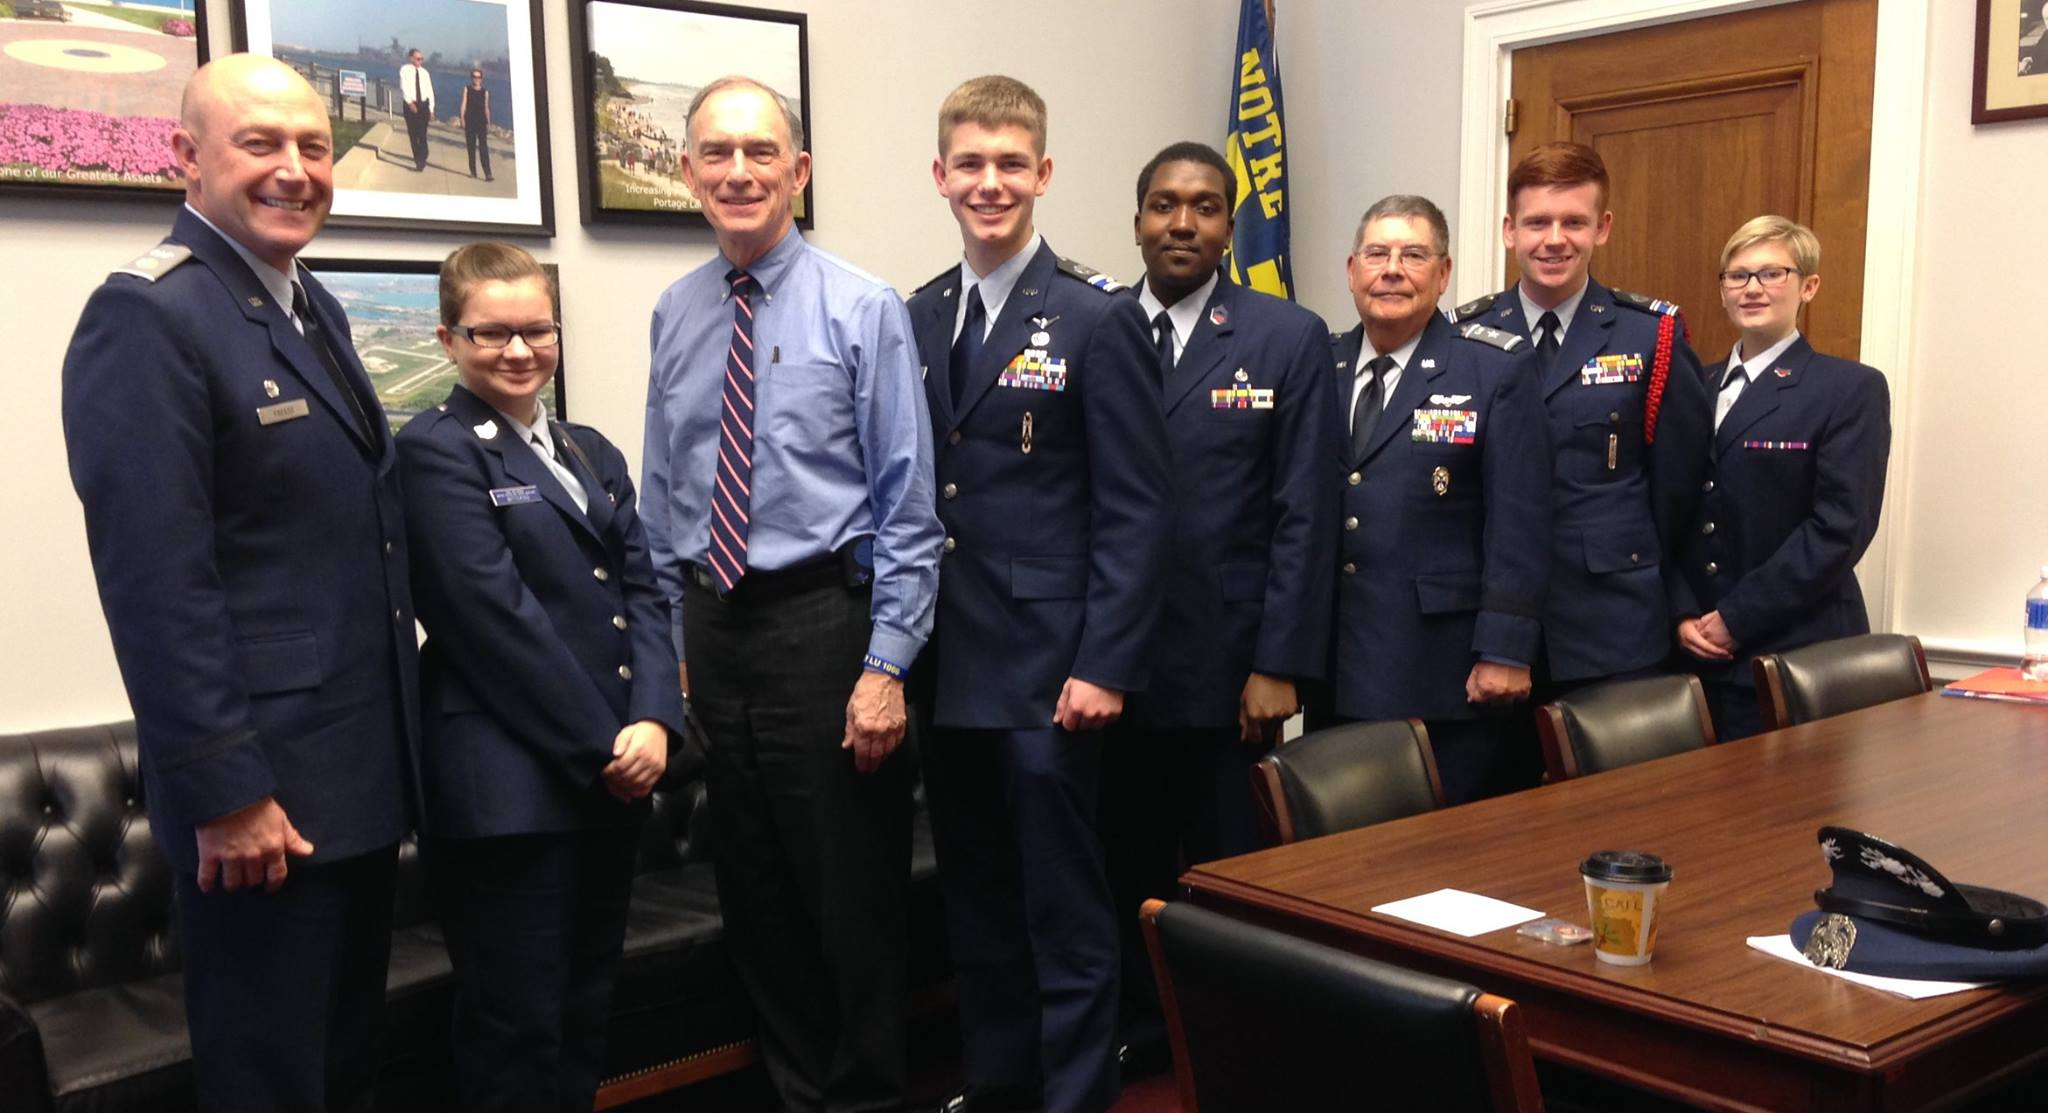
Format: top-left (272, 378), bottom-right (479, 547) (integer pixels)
top-left (639, 76), bottom-right (942, 1113)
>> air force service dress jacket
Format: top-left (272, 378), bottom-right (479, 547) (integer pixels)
top-left (1329, 313), bottom-right (1552, 722)
top-left (61, 207), bottom-right (421, 871)
top-left (1452, 282), bottom-right (1712, 681)
top-left (1128, 277), bottom-right (1338, 728)
top-left (397, 385), bottom-right (683, 837)
top-left (906, 243), bottom-right (1173, 728)
top-left (1674, 336), bottom-right (1890, 681)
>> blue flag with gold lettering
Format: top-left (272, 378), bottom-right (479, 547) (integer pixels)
top-left (1224, 0), bottom-right (1291, 299)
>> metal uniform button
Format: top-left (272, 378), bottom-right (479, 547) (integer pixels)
top-left (613, 615), bottom-right (628, 630)
top-left (1630, 553), bottom-right (1640, 563)
top-left (1344, 516), bottom-right (1359, 531)
top-left (1348, 472), bottom-right (1362, 486)
top-left (593, 567), bottom-right (610, 582)
top-left (383, 541), bottom-right (393, 556)
top-left (1342, 562), bottom-right (1356, 574)
top-left (393, 609), bottom-right (403, 622)
top-left (947, 431), bottom-right (962, 445)
top-left (943, 537), bottom-right (957, 553)
top-left (1702, 521), bottom-right (1717, 535)
top-left (1706, 561), bottom-right (1720, 575)
top-left (1702, 479), bottom-right (1715, 493)
top-left (618, 665), bottom-right (633, 680)
top-left (943, 482), bottom-right (958, 499)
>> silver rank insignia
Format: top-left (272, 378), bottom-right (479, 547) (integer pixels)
top-left (263, 380), bottom-right (280, 398)
top-left (1420, 358), bottom-right (1437, 370)
top-left (474, 420), bottom-right (499, 440)
top-left (1801, 913), bottom-right (1857, 969)
top-left (1431, 466), bottom-right (1450, 496)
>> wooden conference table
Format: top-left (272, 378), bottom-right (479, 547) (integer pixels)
top-left (1181, 694), bottom-right (2048, 1112)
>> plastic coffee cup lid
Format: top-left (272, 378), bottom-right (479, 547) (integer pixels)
top-left (1581, 850), bottom-right (1672, 884)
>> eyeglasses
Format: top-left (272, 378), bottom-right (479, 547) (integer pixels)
top-left (1356, 246), bottom-right (1442, 271)
top-left (1718, 267), bottom-right (1800, 290)
top-left (457, 323), bottom-right (561, 349)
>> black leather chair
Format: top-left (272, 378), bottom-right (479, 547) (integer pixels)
top-left (1753, 633), bottom-right (1931, 732)
top-left (1249, 720), bottom-right (1442, 845)
top-left (1138, 899), bottom-right (1543, 1112)
top-left (1535, 674), bottom-right (1714, 782)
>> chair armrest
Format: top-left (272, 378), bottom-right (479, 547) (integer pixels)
top-left (0, 990), bottom-right (54, 1113)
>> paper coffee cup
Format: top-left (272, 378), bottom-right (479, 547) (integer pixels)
top-left (1581, 850), bottom-right (1673, 966)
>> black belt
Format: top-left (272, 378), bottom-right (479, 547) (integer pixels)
top-left (686, 552), bottom-right (850, 604)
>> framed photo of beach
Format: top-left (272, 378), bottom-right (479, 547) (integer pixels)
top-left (566, 0), bottom-right (811, 228)
top-left (0, 0), bottom-right (207, 201)
top-left (231, 0), bottom-right (554, 234)
top-left (301, 256), bottom-right (565, 434)
top-left (1975, 0), bottom-right (2048, 124)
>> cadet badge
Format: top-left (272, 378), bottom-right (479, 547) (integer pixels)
top-left (1581, 353), bottom-right (1645, 385)
top-left (1410, 407), bottom-right (1477, 445)
top-left (1431, 466), bottom-right (1450, 496)
top-left (263, 379), bottom-right (281, 399)
top-left (998, 349), bottom-right (1068, 392)
top-left (1801, 913), bottom-right (1857, 969)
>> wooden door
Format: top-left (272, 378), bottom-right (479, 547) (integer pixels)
top-left (1508, 0), bottom-right (1875, 364)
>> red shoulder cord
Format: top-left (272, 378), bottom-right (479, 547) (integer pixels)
top-left (1644, 310), bottom-right (1681, 445)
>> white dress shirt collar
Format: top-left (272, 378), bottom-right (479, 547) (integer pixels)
top-left (1136, 270), bottom-right (1220, 366)
top-left (954, 232), bottom-right (1041, 341)
top-left (1517, 280), bottom-right (1589, 343)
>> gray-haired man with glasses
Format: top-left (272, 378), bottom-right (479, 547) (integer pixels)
top-left (1320, 194), bottom-right (1553, 805)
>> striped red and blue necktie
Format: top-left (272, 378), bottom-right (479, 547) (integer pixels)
top-left (708, 269), bottom-right (755, 592)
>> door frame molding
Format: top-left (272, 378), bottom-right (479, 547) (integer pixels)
top-left (1456, 0), bottom-right (1930, 634)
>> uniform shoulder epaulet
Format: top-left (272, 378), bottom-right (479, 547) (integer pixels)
top-left (111, 241), bottom-right (192, 283)
top-left (911, 266), bottom-right (955, 296)
top-left (1448, 292), bottom-right (1498, 323)
top-left (1055, 256), bottom-right (1127, 294)
top-left (1457, 322), bottom-right (1526, 352)
top-left (1608, 287), bottom-right (1682, 318)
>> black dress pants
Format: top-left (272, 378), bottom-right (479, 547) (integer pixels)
top-left (684, 572), bottom-right (911, 1113)
top-left (175, 846), bottom-right (397, 1113)
top-left (427, 825), bottom-right (639, 1113)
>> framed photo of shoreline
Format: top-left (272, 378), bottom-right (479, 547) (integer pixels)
top-left (300, 256), bottom-right (565, 434)
top-left (232, 0), bottom-right (555, 234)
top-left (1974, 0), bottom-right (2048, 124)
top-left (566, 0), bottom-right (811, 228)
top-left (0, 0), bottom-right (208, 202)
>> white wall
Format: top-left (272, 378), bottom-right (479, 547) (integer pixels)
top-left (0, 0), bottom-right (1233, 731)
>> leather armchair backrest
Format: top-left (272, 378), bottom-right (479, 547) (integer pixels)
top-left (1269, 721), bottom-right (1438, 841)
top-left (1770, 634), bottom-right (1930, 727)
top-left (0, 724), bottom-right (178, 1007)
top-left (1554, 675), bottom-right (1711, 777)
top-left (1150, 901), bottom-right (1497, 1112)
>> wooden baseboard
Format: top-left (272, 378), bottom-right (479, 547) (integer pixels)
top-left (594, 1040), bottom-right (758, 1109)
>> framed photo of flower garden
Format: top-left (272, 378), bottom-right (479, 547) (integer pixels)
top-left (300, 256), bottom-right (566, 434)
top-left (232, 0), bottom-right (555, 235)
top-left (565, 0), bottom-right (811, 228)
top-left (0, 0), bottom-right (207, 201)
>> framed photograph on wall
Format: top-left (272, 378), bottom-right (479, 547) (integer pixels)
top-left (0, 0), bottom-right (207, 201)
top-left (566, 0), bottom-right (811, 228)
top-left (1974, 0), bottom-right (2048, 124)
top-left (232, 0), bottom-right (554, 234)
top-left (301, 257), bottom-right (565, 435)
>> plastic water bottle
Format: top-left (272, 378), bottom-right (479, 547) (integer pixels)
top-left (2026, 566), bottom-right (2048, 682)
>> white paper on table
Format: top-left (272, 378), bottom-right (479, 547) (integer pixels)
top-left (1745, 935), bottom-right (1991, 999)
top-left (1371, 888), bottom-right (1545, 937)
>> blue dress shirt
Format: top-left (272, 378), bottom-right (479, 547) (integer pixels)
top-left (641, 227), bottom-right (941, 674)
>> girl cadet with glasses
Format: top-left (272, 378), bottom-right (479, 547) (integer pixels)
top-left (396, 241), bottom-right (681, 1113)
top-left (1671, 215), bottom-right (1892, 742)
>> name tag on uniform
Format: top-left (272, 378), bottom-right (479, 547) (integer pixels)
top-left (1741, 440), bottom-right (1810, 451)
top-left (489, 485), bottom-right (543, 506)
top-left (1411, 407), bottom-right (1477, 444)
top-left (1580, 354), bottom-right (1644, 385)
top-left (256, 398), bottom-right (310, 425)
top-left (998, 349), bottom-right (1068, 392)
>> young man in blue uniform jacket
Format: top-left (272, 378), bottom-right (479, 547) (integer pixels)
top-left (1675, 216), bottom-right (1890, 741)
top-left (1100, 141), bottom-right (1338, 1076)
top-left (906, 76), bottom-right (1173, 1113)
top-left (1450, 143), bottom-right (1712, 704)
top-left (61, 56), bottom-right (419, 1113)
top-left (1326, 195), bottom-right (1553, 807)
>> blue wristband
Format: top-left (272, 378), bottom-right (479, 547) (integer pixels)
top-left (862, 654), bottom-right (905, 679)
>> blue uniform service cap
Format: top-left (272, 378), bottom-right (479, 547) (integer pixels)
top-left (1789, 827), bottom-right (2048, 980)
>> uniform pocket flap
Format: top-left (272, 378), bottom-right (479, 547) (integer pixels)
top-left (1583, 528), bottom-right (1661, 574)
top-left (1219, 562), bottom-right (1268, 603)
top-left (1414, 573), bottom-right (1481, 615)
top-left (1011, 556), bottom-right (1088, 600)
top-left (237, 631), bottom-right (322, 695)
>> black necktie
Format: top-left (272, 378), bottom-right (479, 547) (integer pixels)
top-left (1351, 356), bottom-right (1393, 458)
top-left (292, 282), bottom-right (374, 442)
top-left (1535, 310), bottom-right (1561, 371)
top-left (1722, 361), bottom-right (1747, 391)
top-left (949, 285), bottom-right (986, 409)
top-left (1152, 311), bottom-right (1175, 382)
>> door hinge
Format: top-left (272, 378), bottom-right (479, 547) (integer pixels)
top-left (1504, 98), bottom-right (1519, 136)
